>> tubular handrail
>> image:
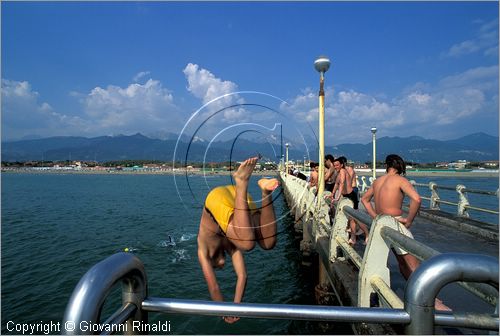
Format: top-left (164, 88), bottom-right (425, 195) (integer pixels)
top-left (405, 253), bottom-right (499, 334)
top-left (281, 173), bottom-right (498, 310)
top-left (342, 204), bottom-right (498, 307)
top-left (62, 252), bottom-right (148, 335)
top-left (63, 173), bottom-right (499, 334)
top-left (143, 297), bottom-right (410, 323)
top-left (63, 253), bottom-right (499, 334)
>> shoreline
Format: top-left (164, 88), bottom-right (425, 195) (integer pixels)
top-left (2, 168), bottom-right (498, 178)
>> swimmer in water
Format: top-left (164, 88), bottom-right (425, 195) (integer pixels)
top-left (197, 157), bottom-right (279, 323)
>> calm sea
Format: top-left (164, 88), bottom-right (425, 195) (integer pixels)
top-left (1, 172), bottom-right (498, 334)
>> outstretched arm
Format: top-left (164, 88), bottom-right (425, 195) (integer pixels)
top-left (231, 249), bottom-right (247, 303)
top-left (222, 249), bottom-right (247, 324)
top-left (361, 187), bottom-right (377, 219)
top-left (197, 248), bottom-right (224, 302)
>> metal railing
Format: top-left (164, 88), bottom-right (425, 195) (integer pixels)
top-left (279, 173), bottom-right (499, 332)
top-left (355, 177), bottom-right (499, 219)
top-left (63, 251), bottom-right (499, 335)
top-left (62, 173), bottom-right (499, 335)
top-left (411, 181), bottom-right (498, 218)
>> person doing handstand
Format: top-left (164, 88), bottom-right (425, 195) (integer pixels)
top-left (197, 157), bottom-right (280, 323)
top-left (361, 154), bottom-right (450, 311)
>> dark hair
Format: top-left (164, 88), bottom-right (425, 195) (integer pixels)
top-left (338, 156), bottom-right (347, 164)
top-left (325, 154), bottom-right (335, 162)
top-left (385, 154), bottom-right (406, 176)
top-left (309, 161), bottom-right (319, 168)
top-left (333, 157), bottom-right (344, 167)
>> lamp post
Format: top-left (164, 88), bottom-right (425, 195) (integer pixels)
top-left (303, 155), bottom-right (306, 172)
top-left (371, 127), bottom-right (377, 180)
top-left (285, 143), bottom-right (290, 174)
top-left (314, 55), bottom-right (331, 199)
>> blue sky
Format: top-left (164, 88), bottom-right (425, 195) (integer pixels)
top-left (2, 1), bottom-right (498, 146)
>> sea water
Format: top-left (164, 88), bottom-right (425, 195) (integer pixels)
top-left (1, 172), bottom-right (498, 334)
top-left (1, 173), bottom-right (320, 335)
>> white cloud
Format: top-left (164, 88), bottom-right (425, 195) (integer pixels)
top-left (443, 19), bottom-right (499, 58)
top-left (183, 63), bottom-right (251, 124)
top-left (82, 78), bottom-right (178, 134)
top-left (133, 71), bottom-right (151, 82)
top-left (1, 79), bottom-right (86, 140)
top-left (281, 65), bottom-right (498, 144)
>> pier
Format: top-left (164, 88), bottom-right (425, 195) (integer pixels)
top-left (280, 171), bottom-right (498, 334)
top-left (61, 170), bottom-right (498, 335)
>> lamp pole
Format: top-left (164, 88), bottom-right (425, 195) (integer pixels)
top-left (371, 127), bottom-right (377, 180)
top-left (285, 143), bottom-right (290, 174)
top-left (314, 55), bottom-right (331, 199)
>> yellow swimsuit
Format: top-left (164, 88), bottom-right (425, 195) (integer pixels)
top-left (204, 185), bottom-right (257, 233)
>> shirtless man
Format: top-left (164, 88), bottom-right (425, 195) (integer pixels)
top-left (308, 162), bottom-right (319, 189)
top-left (197, 157), bottom-right (279, 323)
top-left (361, 154), bottom-right (449, 311)
top-left (330, 158), bottom-right (369, 245)
top-left (324, 154), bottom-right (336, 193)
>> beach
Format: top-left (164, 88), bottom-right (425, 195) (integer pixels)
top-left (2, 168), bottom-right (498, 178)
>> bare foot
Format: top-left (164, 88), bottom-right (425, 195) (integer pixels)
top-left (258, 178), bottom-right (279, 192)
top-left (435, 298), bottom-right (452, 311)
top-left (348, 238), bottom-right (356, 246)
top-left (233, 157), bottom-right (258, 184)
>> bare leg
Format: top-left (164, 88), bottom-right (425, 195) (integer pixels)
top-left (348, 219), bottom-right (357, 245)
top-left (358, 222), bottom-right (370, 244)
top-left (255, 178), bottom-right (279, 250)
top-left (395, 253), bottom-right (419, 280)
top-left (226, 158), bottom-right (258, 251)
top-left (395, 253), bottom-right (451, 311)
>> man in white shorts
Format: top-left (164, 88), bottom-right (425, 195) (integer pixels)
top-left (361, 154), bottom-right (450, 311)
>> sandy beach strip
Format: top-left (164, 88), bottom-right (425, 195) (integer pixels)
top-left (2, 168), bottom-right (498, 178)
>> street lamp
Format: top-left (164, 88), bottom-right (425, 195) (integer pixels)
top-left (314, 55), bottom-right (331, 199)
top-left (285, 143), bottom-right (290, 174)
top-left (371, 127), bottom-right (377, 180)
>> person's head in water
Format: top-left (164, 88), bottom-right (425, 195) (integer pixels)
top-left (385, 154), bottom-right (406, 176)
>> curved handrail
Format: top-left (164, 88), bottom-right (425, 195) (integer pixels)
top-left (405, 253), bottom-right (499, 334)
top-left (62, 252), bottom-right (148, 335)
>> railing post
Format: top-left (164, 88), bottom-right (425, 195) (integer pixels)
top-left (456, 184), bottom-right (470, 217)
top-left (63, 252), bottom-right (148, 335)
top-left (358, 215), bottom-right (400, 307)
top-left (368, 176), bottom-right (375, 187)
top-left (329, 198), bottom-right (353, 261)
top-left (405, 253), bottom-right (499, 334)
top-left (429, 182), bottom-right (440, 210)
top-left (360, 176), bottom-right (368, 193)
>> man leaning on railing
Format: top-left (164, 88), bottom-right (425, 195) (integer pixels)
top-left (361, 154), bottom-right (451, 311)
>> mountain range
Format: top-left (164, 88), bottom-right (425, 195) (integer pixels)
top-left (1, 132), bottom-right (498, 163)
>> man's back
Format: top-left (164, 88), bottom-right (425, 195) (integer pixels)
top-left (372, 174), bottom-right (406, 217)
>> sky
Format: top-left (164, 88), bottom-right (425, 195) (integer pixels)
top-left (1, 1), bottom-right (499, 146)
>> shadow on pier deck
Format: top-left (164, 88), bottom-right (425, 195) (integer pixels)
top-left (281, 172), bottom-right (499, 335)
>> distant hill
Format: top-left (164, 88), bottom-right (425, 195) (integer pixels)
top-left (1, 132), bottom-right (498, 163)
top-left (324, 132), bottom-right (499, 163)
